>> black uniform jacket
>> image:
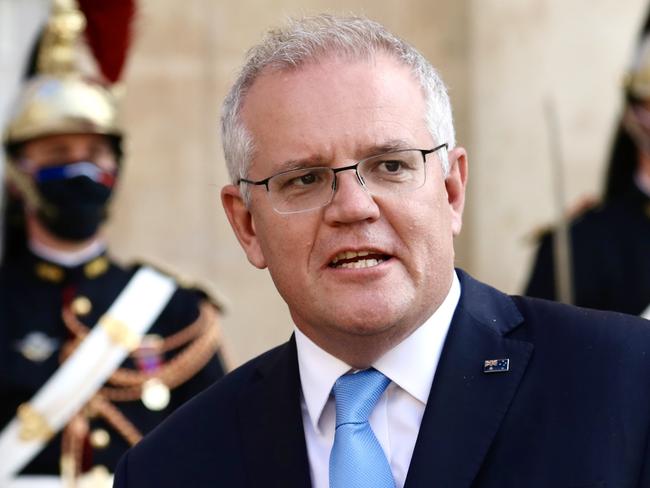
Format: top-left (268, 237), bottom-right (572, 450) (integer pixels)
top-left (525, 185), bottom-right (650, 315)
top-left (114, 270), bottom-right (650, 487)
top-left (0, 249), bottom-right (226, 475)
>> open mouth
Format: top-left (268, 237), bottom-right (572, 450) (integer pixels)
top-left (329, 250), bottom-right (391, 269)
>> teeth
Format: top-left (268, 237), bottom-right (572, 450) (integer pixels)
top-left (330, 250), bottom-right (385, 267)
top-left (338, 258), bottom-right (382, 269)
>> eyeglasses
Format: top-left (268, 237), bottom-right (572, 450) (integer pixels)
top-left (238, 144), bottom-right (447, 214)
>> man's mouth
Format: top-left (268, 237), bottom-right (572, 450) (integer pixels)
top-left (329, 250), bottom-right (390, 269)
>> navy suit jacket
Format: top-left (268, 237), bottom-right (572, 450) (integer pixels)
top-left (114, 270), bottom-right (650, 487)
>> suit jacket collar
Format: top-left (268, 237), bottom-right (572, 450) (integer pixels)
top-left (238, 338), bottom-right (312, 487)
top-left (404, 269), bottom-right (534, 487)
top-left (238, 270), bottom-right (533, 488)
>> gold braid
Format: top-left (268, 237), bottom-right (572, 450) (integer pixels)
top-left (60, 413), bottom-right (88, 479)
top-left (101, 304), bottom-right (221, 400)
top-left (59, 299), bottom-right (223, 447)
top-left (86, 394), bottom-right (143, 446)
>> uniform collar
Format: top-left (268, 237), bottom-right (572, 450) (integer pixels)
top-left (27, 240), bottom-right (109, 283)
top-left (295, 271), bottom-right (461, 434)
top-left (29, 238), bottom-right (107, 267)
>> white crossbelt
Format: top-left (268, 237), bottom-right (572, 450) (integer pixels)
top-left (0, 267), bottom-right (176, 484)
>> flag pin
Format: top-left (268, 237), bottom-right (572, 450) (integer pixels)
top-left (483, 358), bottom-right (510, 373)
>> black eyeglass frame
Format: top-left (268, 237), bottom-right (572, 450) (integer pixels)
top-left (237, 143), bottom-right (448, 191)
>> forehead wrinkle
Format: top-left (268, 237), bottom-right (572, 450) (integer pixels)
top-left (273, 154), bottom-right (329, 173)
top-left (365, 138), bottom-right (415, 154)
top-left (263, 137), bottom-right (421, 176)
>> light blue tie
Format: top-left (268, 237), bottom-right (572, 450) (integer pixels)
top-left (329, 368), bottom-right (396, 488)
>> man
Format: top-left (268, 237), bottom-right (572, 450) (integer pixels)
top-left (0, 1), bottom-right (227, 485)
top-left (114, 15), bottom-right (650, 487)
top-left (525, 13), bottom-right (650, 316)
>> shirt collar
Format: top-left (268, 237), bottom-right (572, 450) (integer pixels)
top-left (295, 271), bottom-right (461, 433)
top-left (295, 327), bottom-right (350, 434)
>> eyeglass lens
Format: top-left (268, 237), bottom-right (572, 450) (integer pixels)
top-left (267, 149), bottom-right (428, 213)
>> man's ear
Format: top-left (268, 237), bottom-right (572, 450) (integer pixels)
top-left (221, 184), bottom-right (267, 269)
top-left (444, 147), bottom-right (468, 236)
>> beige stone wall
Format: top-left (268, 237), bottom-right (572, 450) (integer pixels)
top-left (105, 0), bottom-right (647, 365)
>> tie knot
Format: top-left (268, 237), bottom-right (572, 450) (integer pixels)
top-left (333, 368), bottom-right (390, 427)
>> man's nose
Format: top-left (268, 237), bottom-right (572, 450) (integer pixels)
top-left (323, 169), bottom-right (380, 224)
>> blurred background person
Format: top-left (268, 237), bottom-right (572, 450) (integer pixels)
top-left (525, 9), bottom-right (650, 317)
top-left (0, 1), bottom-right (228, 486)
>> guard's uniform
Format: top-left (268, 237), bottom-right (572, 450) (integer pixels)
top-left (0, 1), bottom-right (230, 482)
top-left (525, 184), bottom-right (650, 315)
top-left (526, 10), bottom-right (650, 317)
top-left (0, 247), bottom-right (226, 476)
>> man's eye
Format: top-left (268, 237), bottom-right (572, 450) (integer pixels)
top-left (278, 170), bottom-right (324, 189)
top-left (294, 173), bottom-right (317, 185)
top-left (380, 160), bottom-right (404, 172)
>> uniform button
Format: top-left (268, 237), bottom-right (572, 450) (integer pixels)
top-left (72, 296), bottom-right (92, 316)
top-left (89, 428), bottom-right (110, 449)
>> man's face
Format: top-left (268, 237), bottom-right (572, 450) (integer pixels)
top-left (20, 133), bottom-right (117, 174)
top-left (222, 54), bottom-right (467, 363)
top-left (15, 133), bottom-right (119, 243)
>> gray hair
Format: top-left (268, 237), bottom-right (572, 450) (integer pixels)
top-left (221, 14), bottom-right (456, 201)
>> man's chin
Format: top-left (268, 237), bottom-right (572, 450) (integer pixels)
top-left (329, 310), bottom-right (410, 339)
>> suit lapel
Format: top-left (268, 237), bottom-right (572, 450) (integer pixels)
top-left (238, 337), bottom-right (312, 487)
top-left (405, 271), bottom-right (534, 488)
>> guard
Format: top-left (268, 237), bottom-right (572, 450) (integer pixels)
top-left (0, 1), bottom-right (228, 486)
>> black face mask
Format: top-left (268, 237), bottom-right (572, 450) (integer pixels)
top-left (33, 162), bottom-right (115, 241)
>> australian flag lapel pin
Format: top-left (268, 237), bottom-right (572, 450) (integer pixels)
top-left (483, 358), bottom-right (510, 373)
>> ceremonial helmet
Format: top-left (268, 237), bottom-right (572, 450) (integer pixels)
top-left (1, 0), bottom-right (133, 259)
top-left (3, 0), bottom-right (130, 154)
top-left (4, 76), bottom-right (121, 149)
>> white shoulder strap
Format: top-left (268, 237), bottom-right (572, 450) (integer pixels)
top-left (0, 266), bottom-right (176, 483)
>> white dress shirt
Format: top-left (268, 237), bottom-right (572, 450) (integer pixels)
top-left (295, 271), bottom-right (461, 488)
